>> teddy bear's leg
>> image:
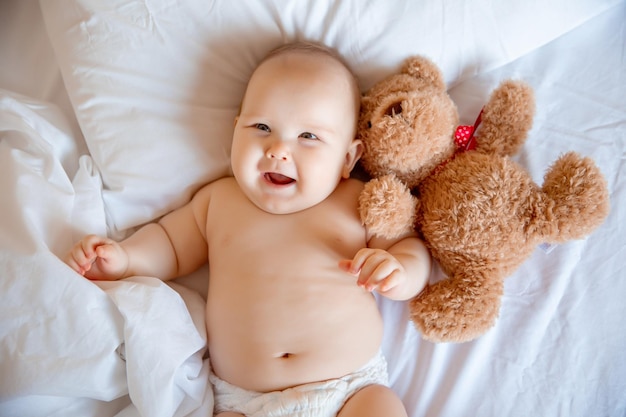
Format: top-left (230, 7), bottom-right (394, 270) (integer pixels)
top-left (476, 80), bottom-right (535, 157)
top-left (358, 174), bottom-right (418, 240)
top-left (409, 270), bottom-right (503, 343)
top-left (536, 151), bottom-right (610, 242)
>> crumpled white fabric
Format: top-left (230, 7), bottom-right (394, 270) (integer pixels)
top-left (0, 90), bottom-right (213, 417)
top-left (97, 277), bottom-right (213, 417)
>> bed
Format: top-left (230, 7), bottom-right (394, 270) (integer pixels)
top-left (1, 1), bottom-right (624, 416)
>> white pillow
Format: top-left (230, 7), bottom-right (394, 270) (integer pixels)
top-left (40, 0), bottom-right (617, 235)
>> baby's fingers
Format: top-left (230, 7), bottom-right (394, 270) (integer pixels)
top-left (346, 248), bottom-right (384, 275)
top-left (65, 253), bottom-right (90, 276)
top-left (65, 235), bottom-right (113, 276)
top-left (87, 242), bottom-right (128, 280)
top-left (93, 243), bottom-right (122, 264)
top-left (81, 235), bottom-right (113, 256)
top-left (358, 259), bottom-right (400, 291)
top-left (375, 270), bottom-right (403, 293)
top-left (357, 254), bottom-right (395, 280)
top-left (65, 241), bottom-right (97, 275)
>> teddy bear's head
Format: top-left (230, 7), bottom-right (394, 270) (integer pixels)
top-left (358, 56), bottom-right (459, 189)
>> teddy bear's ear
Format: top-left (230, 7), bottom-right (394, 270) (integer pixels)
top-left (401, 56), bottom-right (446, 91)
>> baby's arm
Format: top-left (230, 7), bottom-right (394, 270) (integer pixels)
top-left (339, 233), bottom-right (431, 301)
top-left (65, 184), bottom-right (212, 281)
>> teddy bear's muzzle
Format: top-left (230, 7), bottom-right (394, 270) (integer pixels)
top-left (385, 101), bottom-right (403, 117)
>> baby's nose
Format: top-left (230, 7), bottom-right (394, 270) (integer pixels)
top-left (266, 141), bottom-right (290, 161)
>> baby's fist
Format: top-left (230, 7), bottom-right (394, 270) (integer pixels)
top-left (339, 248), bottom-right (406, 296)
top-left (65, 235), bottom-right (128, 280)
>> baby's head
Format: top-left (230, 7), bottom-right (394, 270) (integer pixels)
top-left (231, 42), bottom-right (363, 214)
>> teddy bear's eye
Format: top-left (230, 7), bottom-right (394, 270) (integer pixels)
top-left (367, 121), bottom-right (372, 128)
top-left (385, 102), bottom-right (403, 117)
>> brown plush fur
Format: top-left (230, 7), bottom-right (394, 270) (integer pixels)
top-left (358, 56), bottom-right (610, 342)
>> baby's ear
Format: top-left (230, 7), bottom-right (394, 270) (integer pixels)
top-left (233, 116), bottom-right (239, 127)
top-left (342, 139), bottom-right (364, 178)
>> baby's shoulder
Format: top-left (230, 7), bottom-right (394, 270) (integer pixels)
top-left (321, 178), bottom-right (365, 215)
top-left (195, 176), bottom-right (236, 195)
top-left (333, 177), bottom-right (365, 201)
top-left (190, 176), bottom-right (237, 208)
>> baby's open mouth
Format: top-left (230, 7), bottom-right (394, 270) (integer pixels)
top-left (265, 172), bottom-right (295, 185)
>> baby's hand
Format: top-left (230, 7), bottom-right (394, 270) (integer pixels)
top-left (339, 248), bottom-right (407, 296)
top-left (65, 235), bottom-right (129, 280)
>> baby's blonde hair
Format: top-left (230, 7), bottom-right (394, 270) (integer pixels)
top-left (242, 41), bottom-right (361, 122)
top-left (268, 42), bottom-right (360, 113)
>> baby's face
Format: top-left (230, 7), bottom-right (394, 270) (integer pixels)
top-left (231, 51), bottom-right (361, 214)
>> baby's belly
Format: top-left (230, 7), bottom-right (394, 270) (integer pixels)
top-left (206, 270), bottom-right (384, 392)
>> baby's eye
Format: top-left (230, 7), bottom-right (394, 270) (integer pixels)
top-left (255, 123), bottom-right (270, 132)
top-left (299, 132), bottom-right (319, 140)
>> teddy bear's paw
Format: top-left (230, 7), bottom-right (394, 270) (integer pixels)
top-left (358, 174), bottom-right (417, 239)
top-left (477, 80), bottom-right (535, 157)
top-left (409, 276), bottom-right (503, 343)
top-left (539, 151), bottom-right (610, 241)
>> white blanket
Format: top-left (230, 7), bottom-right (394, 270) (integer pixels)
top-left (0, 92), bottom-right (213, 416)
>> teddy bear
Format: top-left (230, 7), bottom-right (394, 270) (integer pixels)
top-left (357, 55), bottom-right (610, 343)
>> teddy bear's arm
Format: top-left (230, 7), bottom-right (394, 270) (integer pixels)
top-left (476, 80), bottom-right (535, 157)
top-left (358, 174), bottom-right (418, 240)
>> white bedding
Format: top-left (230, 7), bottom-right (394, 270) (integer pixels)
top-left (1, 1), bottom-right (625, 416)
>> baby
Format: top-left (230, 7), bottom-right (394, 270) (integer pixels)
top-left (65, 42), bottom-right (431, 417)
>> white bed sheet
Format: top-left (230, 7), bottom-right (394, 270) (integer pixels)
top-left (1, 2), bottom-right (625, 417)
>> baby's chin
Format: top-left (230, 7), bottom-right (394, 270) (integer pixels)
top-left (236, 175), bottom-right (335, 214)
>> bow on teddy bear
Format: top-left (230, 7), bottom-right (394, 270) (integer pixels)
top-left (357, 56), bottom-right (610, 343)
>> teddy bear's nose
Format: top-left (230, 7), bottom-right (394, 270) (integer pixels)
top-left (385, 102), bottom-right (403, 117)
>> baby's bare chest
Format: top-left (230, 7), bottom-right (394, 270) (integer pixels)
top-left (208, 186), bottom-right (366, 264)
top-left (206, 188), bottom-right (371, 328)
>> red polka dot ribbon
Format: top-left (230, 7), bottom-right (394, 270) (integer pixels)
top-left (432, 108), bottom-right (485, 176)
top-left (455, 125), bottom-right (475, 148)
top-left (454, 109), bottom-right (483, 151)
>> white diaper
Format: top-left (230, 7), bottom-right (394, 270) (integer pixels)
top-left (209, 351), bottom-right (389, 417)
